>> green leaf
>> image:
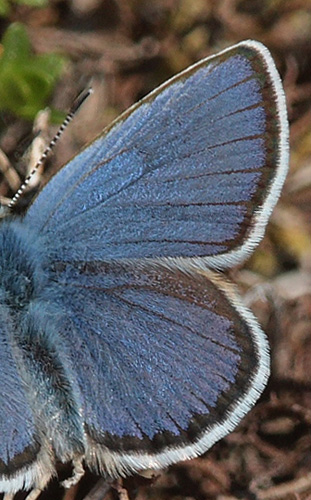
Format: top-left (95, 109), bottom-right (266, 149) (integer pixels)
top-left (15, 0), bottom-right (48, 6)
top-left (49, 108), bottom-right (66, 124)
top-left (0, 23), bottom-right (67, 120)
top-left (0, 23), bottom-right (31, 65)
top-left (0, 0), bottom-right (48, 17)
top-left (31, 53), bottom-right (67, 82)
top-left (0, 0), bottom-right (10, 16)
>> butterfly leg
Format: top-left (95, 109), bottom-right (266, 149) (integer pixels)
top-left (61, 457), bottom-right (85, 489)
top-left (113, 479), bottom-right (130, 500)
top-left (3, 493), bottom-right (15, 500)
top-left (24, 489), bottom-right (42, 500)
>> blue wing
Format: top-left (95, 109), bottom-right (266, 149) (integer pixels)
top-left (47, 259), bottom-right (269, 476)
top-left (24, 40), bottom-right (288, 269)
top-left (0, 317), bottom-right (49, 493)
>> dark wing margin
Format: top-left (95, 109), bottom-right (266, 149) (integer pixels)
top-left (50, 260), bottom-right (269, 477)
top-left (25, 40), bottom-right (289, 269)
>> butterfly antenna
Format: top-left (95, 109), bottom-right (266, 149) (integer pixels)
top-left (7, 87), bottom-right (93, 210)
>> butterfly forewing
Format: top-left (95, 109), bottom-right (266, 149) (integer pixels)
top-left (25, 41), bottom-right (288, 269)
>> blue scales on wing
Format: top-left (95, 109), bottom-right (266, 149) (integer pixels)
top-left (24, 42), bottom-right (287, 268)
top-left (0, 315), bottom-right (39, 477)
top-left (48, 259), bottom-right (267, 474)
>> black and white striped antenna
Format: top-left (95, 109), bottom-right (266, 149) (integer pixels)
top-left (7, 87), bottom-right (93, 211)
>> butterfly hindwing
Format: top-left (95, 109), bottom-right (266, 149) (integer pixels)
top-left (47, 259), bottom-right (269, 476)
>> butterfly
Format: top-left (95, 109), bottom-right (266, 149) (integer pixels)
top-left (0, 39), bottom-right (289, 498)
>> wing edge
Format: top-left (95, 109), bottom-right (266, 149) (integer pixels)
top-left (0, 443), bottom-right (55, 494)
top-left (171, 39), bottom-right (289, 271)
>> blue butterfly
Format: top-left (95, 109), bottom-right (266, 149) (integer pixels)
top-left (0, 40), bottom-right (289, 497)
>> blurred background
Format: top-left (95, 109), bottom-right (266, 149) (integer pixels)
top-left (0, 1), bottom-right (311, 499)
